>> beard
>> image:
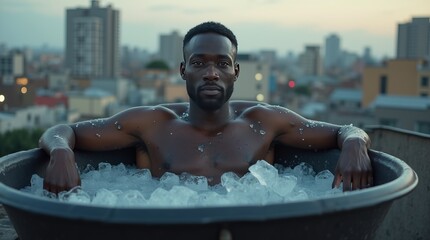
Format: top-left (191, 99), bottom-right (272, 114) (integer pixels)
top-left (187, 84), bottom-right (234, 111)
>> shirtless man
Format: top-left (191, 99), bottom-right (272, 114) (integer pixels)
top-left (39, 22), bottom-right (372, 194)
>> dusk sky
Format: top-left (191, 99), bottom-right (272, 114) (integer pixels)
top-left (0, 0), bottom-right (429, 58)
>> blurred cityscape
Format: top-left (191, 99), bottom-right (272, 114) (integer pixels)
top-left (0, 0), bottom-right (429, 136)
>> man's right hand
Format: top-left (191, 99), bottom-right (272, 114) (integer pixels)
top-left (43, 148), bottom-right (81, 194)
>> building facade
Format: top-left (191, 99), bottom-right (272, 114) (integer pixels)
top-left (68, 88), bottom-right (117, 119)
top-left (232, 54), bottom-right (270, 102)
top-left (370, 95), bottom-right (430, 134)
top-left (0, 50), bottom-right (25, 78)
top-left (298, 45), bottom-right (323, 76)
top-left (362, 59), bottom-right (430, 107)
top-left (159, 31), bottom-right (183, 70)
top-left (65, 0), bottom-right (120, 79)
top-left (0, 106), bottom-right (62, 133)
top-left (397, 17), bottom-right (430, 59)
top-left (324, 34), bottom-right (341, 69)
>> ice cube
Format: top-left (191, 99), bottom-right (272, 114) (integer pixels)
top-left (180, 173), bottom-right (208, 192)
top-left (160, 172), bottom-right (180, 190)
top-left (58, 187), bottom-right (91, 204)
top-left (221, 172), bottom-right (242, 192)
top-left (315, 170), bottom-right (334, 190)
top-left (249, 160), bottom-right (278, 186)
top-left (118, 190), bottom-right (146, 206)
top-left (92, 188), bottom-right (118, 206)
top-left (271, 175), bottom-right (297, 197)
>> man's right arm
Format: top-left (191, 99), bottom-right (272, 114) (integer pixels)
top-left (39, 124), bottom-right (80, 193)
top-left (39, 106), bottom-right (161, 193)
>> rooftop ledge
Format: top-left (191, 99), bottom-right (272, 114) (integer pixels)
top-left (365, 125), bottom-right (429, 240)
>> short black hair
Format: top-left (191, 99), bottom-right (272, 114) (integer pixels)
top-left (183, 21), bottom-right (238, 53)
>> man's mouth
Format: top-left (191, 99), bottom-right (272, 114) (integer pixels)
top-left (199, 85), bottom-right (222, 96)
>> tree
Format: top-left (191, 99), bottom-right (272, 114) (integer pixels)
top-left (0, 128), bottom-right (45, 157)
top-left (145, 60), bottom-right (170, 70)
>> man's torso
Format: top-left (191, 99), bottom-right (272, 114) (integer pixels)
top-left (137, 102), bottom-right (276, 183)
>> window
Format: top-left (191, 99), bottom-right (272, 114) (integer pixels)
top-left (415, 121), bottom-right (430, 134)
top-left (380, 75), bottom-right (387, 94)
top-left (34, 116), bottom-right (40, 125)
top-left (380, 118), bottom-right (397, 127)
top-left (256, 83), bottom-right (262, 90)
top-left (421, 76), bottom-right (429, 87)
top-left (356, 102), bottom-right (361, 108)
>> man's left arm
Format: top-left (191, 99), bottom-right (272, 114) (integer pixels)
top-left (266, 105), bottom-right (372, 191)
top-left (333, 125), bottom-right (372, 191)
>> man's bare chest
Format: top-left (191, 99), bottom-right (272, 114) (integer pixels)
top-left (142, 120), bottom-right (273, 179)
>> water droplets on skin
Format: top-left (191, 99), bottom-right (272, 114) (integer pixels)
top-left (89, 119), bottom-right (106, 128)
top-left (53, 134), bottom-right (63, 140)
top-left (170, 132), bottom-right (173, 136)
top-left (180, 112), bottom-right (189, 120)
top-left (197, 144), bottom-right (205, 153)
top-left (249, 122), bottom-right (266, 136)
top-left (114, 121), bottom-right (122, 130)
top-left (299, 128), bottom-right (304, 135)
top-left (216, 132), bottom-right (222, 136)
top-left (96, 133), bottom-right (101, 138)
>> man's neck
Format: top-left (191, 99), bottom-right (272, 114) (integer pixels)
top-left (188, 101), bottom-right (232, 133)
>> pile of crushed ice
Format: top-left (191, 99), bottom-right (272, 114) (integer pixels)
top-left (21, 160), bottom-right (343, 207)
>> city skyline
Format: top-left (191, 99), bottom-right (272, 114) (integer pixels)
top-left (0, 0), bottom-right (429, 58)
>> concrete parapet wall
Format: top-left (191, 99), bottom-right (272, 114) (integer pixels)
top-left (367, 126), bottom-right (429, 240)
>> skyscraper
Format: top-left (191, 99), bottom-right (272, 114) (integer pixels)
top-left (396, 17), bottom-right (430, 59)
top-left (159, 31), bottom-right (183, 70)
top-left (299, 45), bottom-right (323, 76)
top-left (65, 0), bottom-right (120, 79)
top-left (324, 34), bottom-right (341, 69)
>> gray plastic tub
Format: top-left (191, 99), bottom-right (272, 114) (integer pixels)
top-left (0, 147), bottom-right (418, 240)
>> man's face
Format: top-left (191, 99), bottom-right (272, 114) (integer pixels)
top-left (181, 33), bottom-right (239, 111)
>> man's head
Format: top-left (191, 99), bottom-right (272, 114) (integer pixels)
top-left (183, 21), bottom-right (238, 62)
top-left (181, 22), bottom-right (240, 111)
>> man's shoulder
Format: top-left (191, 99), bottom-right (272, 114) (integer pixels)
top-left (230, 100), bottom-right (268, 109)
top-left (158, 102), bottom-right (189, 115)
top-left (230, 100), bottom-right (272, 117)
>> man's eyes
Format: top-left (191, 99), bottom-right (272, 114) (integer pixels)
top-left (190, 60), bottom-right (231, 67)
top-left (218, 61), bottom-right (230, 67)
top-left (191, 61), bottom-right (203, 66)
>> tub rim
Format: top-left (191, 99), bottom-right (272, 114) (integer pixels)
top-left (0, 148), bottom-right (418, 224)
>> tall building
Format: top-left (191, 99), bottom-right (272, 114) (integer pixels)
top-left (396, 17), bottom-right (430, 59)
top-left (159, 31), bottom-right (183, 70)
top-left (324, 34), bottom-right (341, 69)
top-left (362, 46), bottom-right (375, 65)
top-left (298, 45), bottom-right (322, 76)
top-left (0, 50), bottom-right (25, 78)
top-left (65, 0), bottom-right (120, 79)
top-left (232, 54), bottom-right (270, 102)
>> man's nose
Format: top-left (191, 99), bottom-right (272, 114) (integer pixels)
top-left (203, 65), bottom-right (219, 81)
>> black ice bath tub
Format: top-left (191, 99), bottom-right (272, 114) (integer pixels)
top-left (0, 147), bottom-right (418, 240)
